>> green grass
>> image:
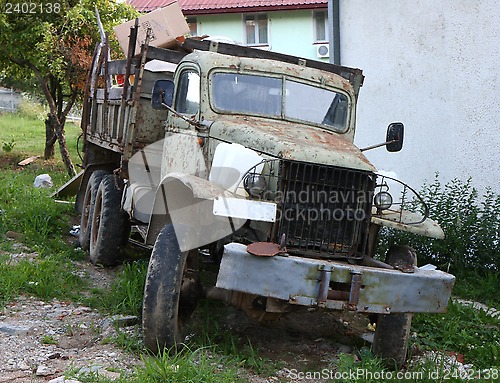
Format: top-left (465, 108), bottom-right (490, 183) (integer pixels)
top-left (0, 111), bottom-right (499, 383)
top-left (0, 109), bottom-right (81, 163)
top-left (453, 271), bottom-right (499, 307)
top-left (84, 260), bottom-right (148, 316)
top-left (412, 299), bottom-right (499, 369)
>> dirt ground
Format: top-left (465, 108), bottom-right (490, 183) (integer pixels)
top-left (0, 228), bottom-right (377, 383)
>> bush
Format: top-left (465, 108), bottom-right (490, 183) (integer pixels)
top-left (377, 175), bottom-right (499, 275)
top-left (16, 95), bottom-right (47, 121)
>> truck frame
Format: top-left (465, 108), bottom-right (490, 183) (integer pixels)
top-left (73, 28), bottom-right (455, 367)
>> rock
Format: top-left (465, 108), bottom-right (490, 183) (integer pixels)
top-left (48, 377), bottom-right (83, 383)
top-left (336, 345), bottom-right (352, 354)
top-left (360, 332), bottom-right (374, 343)
top-left (17, 361), bottom-right (31, 370)
top-left (0, 323), bottom-right (31, 336)
top-left (99, 369), bottom-right (121, 380)
top-left (36, 364), bottom-right (56, 376)
top-left (4, 231), bottom-right (25, 241)
top-left (101, 315), bottom-right (138, 330)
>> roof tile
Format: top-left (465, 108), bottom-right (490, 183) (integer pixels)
top-left (128, 0), bottom-right (327, 14)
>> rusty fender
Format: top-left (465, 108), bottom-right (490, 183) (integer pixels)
top-left (145, 173), bottom-right (229, 244)
top-left (372, 210), bottom-right (445, 239)
top-left (216, 243), bottom-right (455, 314)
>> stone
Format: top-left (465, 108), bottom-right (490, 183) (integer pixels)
top-left (336, 345), bottom-right (352, 354)
top-left (48, 377), bottom-right (83, 383)
top-left (36, 364), bottom-right (56, 376)
top-left (0, 323), bottom-right (31, 336)
top-left (17, 361), bottom-right (31, 370)
top-left (100, 315), bottom-right (138, 329)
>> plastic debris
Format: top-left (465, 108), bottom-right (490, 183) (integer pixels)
top-left (419, 264), bottom-right (438, 271)
top-left (69, 225), bottom-right (80, 237)
top-left (34, 174), bottom-right (53, 188)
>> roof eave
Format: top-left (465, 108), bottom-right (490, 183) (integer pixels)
top-left (181, 4), bottom-right (327, 15)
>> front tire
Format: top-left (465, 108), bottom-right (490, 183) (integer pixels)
top-left (89, 174), bottom-right (129, 266)
top-left (372, 245), bottom-right (417, 368)
top-left (142, 224), bottom-right (201, 354)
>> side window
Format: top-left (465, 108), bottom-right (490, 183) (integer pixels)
top-left (175, 70), bottom-right (200, 115)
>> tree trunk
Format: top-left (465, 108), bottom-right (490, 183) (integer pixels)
top-left (53, 115), bottom-right (76, 177)
top-left (44, 114), bottom-right (57, 159)
top-left (22, 63), bottom-right (77, 177)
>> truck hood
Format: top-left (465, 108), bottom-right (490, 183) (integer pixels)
top-left (208, 116), bottom-right (376, 172)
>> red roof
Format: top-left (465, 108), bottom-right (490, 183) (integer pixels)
top-left (128, 0), bottom-right (327, 14)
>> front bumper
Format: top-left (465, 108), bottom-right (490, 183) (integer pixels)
top-left (216, 243), bottom-right (455, 314)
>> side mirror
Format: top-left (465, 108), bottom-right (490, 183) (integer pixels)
top-left (152, 80), bottom-right (175, 109)
top-left (386, 122), bottom-right (404, 152)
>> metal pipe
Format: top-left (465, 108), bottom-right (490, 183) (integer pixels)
top-left (328, 0), bottom-right (341, 65)
top-left (318, 267), bottom-right (332, 306)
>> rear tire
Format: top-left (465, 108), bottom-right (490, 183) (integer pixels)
top-left (142, 224), bottom-right (201, 354)
top-left (89, 174), bottom-right (129, 266)
top-left (372, 245), bottom-right (417, 368)
top-left (79, 170), bottom-right (107, 251)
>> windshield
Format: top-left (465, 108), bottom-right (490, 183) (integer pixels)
top-left (211, 72), bottom-right (349, 132)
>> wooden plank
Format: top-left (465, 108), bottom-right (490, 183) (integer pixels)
top-left (146, 45), bottom-right (187, 64)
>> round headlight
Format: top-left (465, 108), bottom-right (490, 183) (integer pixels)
top-left (243, 174), bottom-right (267, 196)
top-left (374, 191), bottom-right (393, 210)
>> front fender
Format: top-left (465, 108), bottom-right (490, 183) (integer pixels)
top-left (371, 210), bottom-right (444, 239)
top-left (145, 173), bottom-right (233, 245)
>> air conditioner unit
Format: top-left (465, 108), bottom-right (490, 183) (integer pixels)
top-left (316, 44), bottom-right (330, 58)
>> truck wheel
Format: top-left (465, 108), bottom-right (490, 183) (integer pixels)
top-left (79, 170), bottom-right (107, 251)
top-left (89, 174), bottom-right (129, 266)
top-left (142, 224), bottom-right (201, 354)
top-left (372, 245), bottom-right (417, 368)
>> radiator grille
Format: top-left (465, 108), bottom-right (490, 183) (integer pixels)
top-left (275, 161), bottom-right (375, 259)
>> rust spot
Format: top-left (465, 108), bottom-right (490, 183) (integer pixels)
top-left (216, 116), bottom-right (374, 169)
top-left (247, 242), bottom-right (282, 257)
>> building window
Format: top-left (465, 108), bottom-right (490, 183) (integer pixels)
top-left (245, 14), bottom-right (268, 45)
top-left (313, 10), bottom-right (328, 42)
top-left (187, 17), bottom-right (197, 36)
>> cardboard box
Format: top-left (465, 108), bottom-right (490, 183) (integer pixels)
top-left (114, 1), bottom-right (189, 57)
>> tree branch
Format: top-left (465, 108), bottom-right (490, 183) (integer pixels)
top-left (9, 57), bottom-right (58, 115)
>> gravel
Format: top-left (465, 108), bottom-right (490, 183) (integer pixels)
top-left (0, 295), bottom-right (141, 383)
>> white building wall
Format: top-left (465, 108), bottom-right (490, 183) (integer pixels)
top-left (340, 0), bottom-right (499, 194)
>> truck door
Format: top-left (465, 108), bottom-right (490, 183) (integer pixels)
top-left (161, 67), bottom-right (207, 180)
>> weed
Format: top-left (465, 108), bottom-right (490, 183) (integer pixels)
top-left (2, 138), bottom-right (16, 152)
top-left (411, 299), bottom-right (500, 369)
top-left (113, 327), bottom-right (143, 355)
top-left (41, 334), bottom-right (58, 345)
top-left (132, 345), bottom-right (246, 383)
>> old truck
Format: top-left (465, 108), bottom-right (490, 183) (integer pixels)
top-left (74, 28), bottom-right (455, 366)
